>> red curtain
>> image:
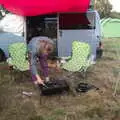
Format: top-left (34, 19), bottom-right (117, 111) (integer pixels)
top-left (0, 0), bottom-right (90, 16)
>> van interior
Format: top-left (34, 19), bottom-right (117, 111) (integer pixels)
top-left (26, 12), bottom-right (96, 57)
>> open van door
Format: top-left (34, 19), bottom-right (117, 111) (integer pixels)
top-left (25, 14), bottom-right (57, 47)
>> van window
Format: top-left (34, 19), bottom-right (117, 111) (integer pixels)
top-left (59, 13), bottom-right (95, 29)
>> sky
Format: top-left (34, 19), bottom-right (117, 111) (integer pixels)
top-left (109, 0), bottom-right (120, 12)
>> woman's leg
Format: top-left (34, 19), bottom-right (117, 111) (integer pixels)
top-left (28, 52), bottom-right (38, 83)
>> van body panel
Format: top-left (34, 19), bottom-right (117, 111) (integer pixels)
top-left (58, 10), bottom-right (101, 58)
top-left (58, 30), bottom-right (97, 57)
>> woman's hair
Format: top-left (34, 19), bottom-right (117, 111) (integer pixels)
top-left (37, 38), bottom-right (54, 55)
top-left (45, 43), bottom-right (54, 54)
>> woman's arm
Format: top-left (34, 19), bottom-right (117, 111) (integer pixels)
top-left (35, 74), bottom-right (44, 85)
top-left (39, 54), bottom-right (49, 78)
top-left (30, 52), bottom-right (44, 85)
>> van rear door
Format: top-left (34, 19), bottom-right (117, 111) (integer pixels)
top-left (58, 11), bottom-right (99, 58)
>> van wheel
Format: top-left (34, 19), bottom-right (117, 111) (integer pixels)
top-left (0, 49), bottom-right (6, 62)
top-left (96, 48), bottom-right (103, 59)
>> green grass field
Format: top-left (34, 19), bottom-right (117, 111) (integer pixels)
top-left (0, 38), bottom-right (120, 120)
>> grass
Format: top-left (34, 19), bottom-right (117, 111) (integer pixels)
top-left (0, 38), bottom-right (120, 120)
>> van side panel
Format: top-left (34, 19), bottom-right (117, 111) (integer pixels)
top-left (58, 30), bottom-right (97, 57)
top-left (58, 11), bottom-right (101, 58)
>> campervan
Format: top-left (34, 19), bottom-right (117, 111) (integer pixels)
top-left (25, 9), bottom-right (101, 59)
top-left (0, 9), bottom-right (101, 61)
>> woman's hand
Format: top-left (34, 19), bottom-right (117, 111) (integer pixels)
top-left (45, 77), bottom-right (50, 82)
top-left (36, 74), bottom-right (45, 85)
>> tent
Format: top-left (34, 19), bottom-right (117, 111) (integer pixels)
top-left (101, 18), bottom-right (120, 38)
top-left (0, 32), bottom-right (24, 57)
top-left (0, 13), bottom-right (24, 57)
top-left (0, 13), bottom-right (24, 35)
top-left (0, 0), bottom-right (90, 16)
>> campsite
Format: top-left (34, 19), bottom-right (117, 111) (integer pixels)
top-left (0, 38), bottom-right (120, 120)
top-left (0, 0), bottom-right (120, 120)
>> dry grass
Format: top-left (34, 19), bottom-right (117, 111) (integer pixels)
top-left (0, 38), bottom-right (120, 120)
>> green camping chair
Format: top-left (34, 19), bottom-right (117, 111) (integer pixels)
top-left (62, 41), bottom-right (92, 80)
top-left (7, 42), bottom-right (29, 81)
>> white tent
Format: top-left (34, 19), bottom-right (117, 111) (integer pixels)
top-left (0, 13), bottom-right (24, 36)
top-left (0, 13), bottom-right (24, 57)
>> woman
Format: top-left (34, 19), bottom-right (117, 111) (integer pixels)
top-left (28, 36), bottom-right (55, 85)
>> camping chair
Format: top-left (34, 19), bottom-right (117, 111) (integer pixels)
top-left (7, 42), bottom-right (29, 81)
top-left (61, 41), bottom-right (92, 81)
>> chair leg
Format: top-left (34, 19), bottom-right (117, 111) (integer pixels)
top-left (80, 70), bottom-right (87, 83)
top-left (113, 78), bottom-right (120, 96)
top-left (83, 72), bottom-right (86, 81)
top-left (9, 69), bottom-right (13, 81)
top-left (8, 66), bottom-right (15, 82)
top-left (64, 72), bottom-right (77, 96)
